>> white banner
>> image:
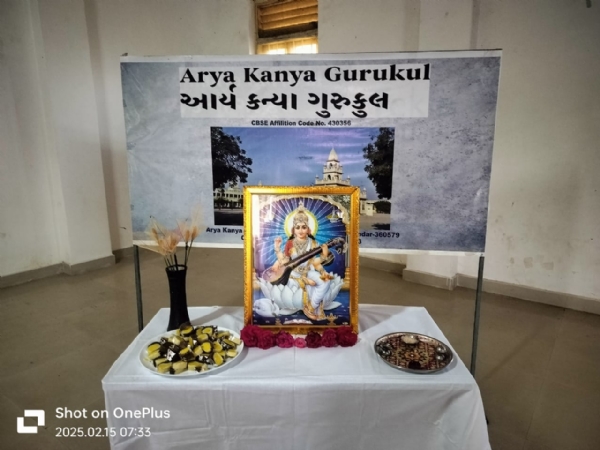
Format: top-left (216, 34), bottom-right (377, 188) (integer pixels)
top-left (122, 51), bottom-right (501, 253)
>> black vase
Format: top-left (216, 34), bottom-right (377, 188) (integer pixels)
top-left (166, 265), bottom-right (190, 331)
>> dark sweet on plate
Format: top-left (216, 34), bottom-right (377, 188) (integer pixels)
top-left (145, 323), bottom-right (241, 375)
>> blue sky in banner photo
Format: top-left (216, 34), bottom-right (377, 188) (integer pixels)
top-left (218, 127), bottom-right (388, 199)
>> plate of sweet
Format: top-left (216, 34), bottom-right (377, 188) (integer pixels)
top-left (139, 323), bottom-right (244, 377)
top-left (374, 332), bottom-right (453, 374)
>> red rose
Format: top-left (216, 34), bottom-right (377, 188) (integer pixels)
top-left (256, 329), bottom-right (275, 349)
top-left (305, 331), bottom-right (322, 348)
top-left (240, 325), bottom-right (261, 347)
top-left (337, 328), bottom-right (358, 347)
top-left (321, 329), bottom-right (338, 347)
top-left (275, 331), bottom-right (294, 348)
top-left (335, 326), bottom-right (354, 338)
top-left (294, 337), bottom-right (306, 348)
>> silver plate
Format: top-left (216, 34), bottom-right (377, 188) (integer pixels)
top-left (374, 332), bottom-right (454, 374)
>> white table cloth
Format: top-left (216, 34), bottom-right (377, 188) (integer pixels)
top-left (102, 305), bottom-right (490, 450)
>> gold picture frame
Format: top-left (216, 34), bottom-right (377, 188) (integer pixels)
top-left (243, 186), bottom-right (360, 335)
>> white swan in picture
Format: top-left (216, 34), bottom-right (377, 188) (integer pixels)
top-left (252, 298), bottom-right (280, 317)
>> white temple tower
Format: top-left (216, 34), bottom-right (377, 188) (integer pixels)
top-left (314, 148), bottom-right (374, 216)
top-left (314, 148), bottom-right (351, 187)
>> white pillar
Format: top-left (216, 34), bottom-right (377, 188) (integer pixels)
top-left (33, 0), bottom-right (113, 267)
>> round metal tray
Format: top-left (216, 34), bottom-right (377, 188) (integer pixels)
top-left (374, 332), bottom-right (454, 374)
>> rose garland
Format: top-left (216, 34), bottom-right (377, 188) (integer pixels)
top-left (240, 325), bottom-right (358, 349)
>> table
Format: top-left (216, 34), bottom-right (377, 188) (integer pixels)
top-left (102, 305), bottom-right (490, 450)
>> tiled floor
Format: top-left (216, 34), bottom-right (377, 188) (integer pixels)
top-left (1, 248), bottom-right (599, 449)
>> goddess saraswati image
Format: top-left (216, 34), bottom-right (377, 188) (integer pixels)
top-left (252, 196), bottom-right (350, 326)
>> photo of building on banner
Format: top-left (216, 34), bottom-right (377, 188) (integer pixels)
top-left (211, 127), bottom-right (394, 231)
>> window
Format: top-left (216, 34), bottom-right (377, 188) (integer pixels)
top-left (255, 0), bottom-right (318, 55)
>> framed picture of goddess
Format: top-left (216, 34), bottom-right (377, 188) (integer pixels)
top-left (243, 186), bottom-right (360, 334)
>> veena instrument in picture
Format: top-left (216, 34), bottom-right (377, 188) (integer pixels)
top-left (261, 237), bottom-right (346, 285)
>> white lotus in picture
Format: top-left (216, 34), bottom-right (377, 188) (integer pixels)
top-left (253, 274), bottom-right (344, 317)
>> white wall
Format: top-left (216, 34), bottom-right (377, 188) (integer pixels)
top-left (35, 0), bottom-right (113, 266)
top-left (472, 0), bottom-right (600, 299)
top-left (418, 0), bottom-right (473, 50)
top-left (0, 0), bottom-right (61, 274)
top-left (2, 0), bottom-right (598, 302)
top-left (0, 0), bottom-right (113, 276)
top-left (321, 0), bottom-right (600, 301)
top-left (320, 0), bottom-right (419, 52)
top-left (0, 0), bottom-right (254, 278)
